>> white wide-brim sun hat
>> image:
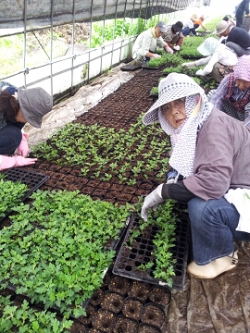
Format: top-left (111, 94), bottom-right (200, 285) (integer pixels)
top-left (197, 37), bottom-right (219, 56)
top-left (142, 73), bottom-right (203, 125)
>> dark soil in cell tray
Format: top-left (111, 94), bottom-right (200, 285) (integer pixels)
top-left (112, 213), bottom-right (189, 290)
top-left (113, 315), bottom-right (139, 333)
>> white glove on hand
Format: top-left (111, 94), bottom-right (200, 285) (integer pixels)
top-left (182, 62), bottom-right (196, 69)
top-left (195, 69), bottom-right (205, 76)
top-left (141, 184), bottom-right (164, 221)
top-left (165, 46), bottom-right (174, 54)
top-left (152, 54), bottom-right (161, 59)
top-left (173, 45), bottom-right (180, 51)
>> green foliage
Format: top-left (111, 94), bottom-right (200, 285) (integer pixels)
top-left (0, 176), bottom-right (29, 218)
top-left (32, 114), bottom-right (171, 185)
top-left (150, 86), bottom-right (158, 96)
top-left (90, 16), bottom-right (165, 47)
top-left (0, 295), bottom-right (73, 332)
top-left (163, 64), bottom-right (183, 75)
top-left (129, 200), bottom-right (181, 287)
top-left (191, 76), bottom-right (201, 85)
top-left (179, 47), bottom-right (203, 59)
top-left (0, 190), bottom-right (132, 318)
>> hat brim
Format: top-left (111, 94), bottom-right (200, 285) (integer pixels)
top-left (142, 83), bottom-right (201, 125)
top-left (18, 89), bottom-right (42, 128)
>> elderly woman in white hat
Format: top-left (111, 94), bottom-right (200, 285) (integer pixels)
top-left (215, 20), bottom-right (250, 57)
top-left (0, 83), bottom-right (53, 170)
top-left (141, 73), bottom-right (250, 279)
top-left (182, 37), bottom-right (238, 83)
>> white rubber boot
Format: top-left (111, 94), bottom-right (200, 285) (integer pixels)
top-left (187, 250), bottom-right (238, 279)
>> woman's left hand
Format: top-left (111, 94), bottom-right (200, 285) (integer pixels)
top-left (141, 184), bottom-right (164, 221)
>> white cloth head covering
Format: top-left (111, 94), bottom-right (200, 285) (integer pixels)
top-left (197, 37), bottom-right (219, 56)
top-left (142, 73), bottom-right (213, 177)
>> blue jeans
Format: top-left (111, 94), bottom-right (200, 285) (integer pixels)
top-left (187, 197), bottom-right (250, 265)
top-left (0, 124), bottom-right (22, 155)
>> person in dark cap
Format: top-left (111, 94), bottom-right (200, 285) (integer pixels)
top-left (162, 21), bottom-right (184, 51)
top-left (0, 81), bottom-right (53, 170)
top-left (132, 21), bottom-right (175, 64)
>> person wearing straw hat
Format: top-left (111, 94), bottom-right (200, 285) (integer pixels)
top-left (140, 72), bottom-right (250, 279)
top-left (182, 37), bottom-right (238, 83)
top-left (0, 82), bottom-right (53, 170)
top-left (132, 21), bottom-right (174, 65)
top-left (215, 20), bottom-right (250, 57)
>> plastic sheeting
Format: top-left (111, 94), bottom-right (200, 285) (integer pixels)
top-left (167, 241), bottom-right (250, 333)
top-left (0, 0), bottom-right (191, 30)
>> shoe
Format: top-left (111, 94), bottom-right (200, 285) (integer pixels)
top-left (187, 249), bottom-right (238, 279)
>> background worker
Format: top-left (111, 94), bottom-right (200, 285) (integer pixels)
top-left (182, 14), bottom-right (198, 36)
top-left (209, 55), bottom-right (250, 130)
top-left (140, 72), bottom-right (250, 280)
top-left (0, 82), bottom-right (53, 170)
top-left (215, 20), bottom-right (250, 57)
top-left (182, 37), bottom-right (238, 83)
top-left (235, 0), bottom-right (250, 28)
top-left (132, 21), bottom-right (174, 64)
top-left (193, 14), bottom-right (210, 34)
top-left (162, 21), bottom-right (184, 51)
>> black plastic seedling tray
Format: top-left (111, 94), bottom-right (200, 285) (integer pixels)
top-left (0, 167), bottom-right (49, 222)
top-left (113, 213), bottom-right (189, 290)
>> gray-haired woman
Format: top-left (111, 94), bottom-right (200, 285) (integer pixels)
top-left (141, 73), bottom-right (250, 279)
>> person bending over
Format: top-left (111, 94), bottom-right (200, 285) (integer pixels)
top-left (132, 21), bottom-right (174, 64)
top-left (0, 82), bottom-right (53, 170)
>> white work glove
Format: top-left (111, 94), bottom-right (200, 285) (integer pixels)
top-left (141, 184), bottom-right (164, 221)
top-left (165, 46), bottom-right (174, 54)
top-left (152, 54), bottom-right (161, 59)
top-left (195, 69), bottom-right (205, 76)
top-left (182, 62), bottom-right (196, 69)
top-left (173, 45), bottom-right (180, 51)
